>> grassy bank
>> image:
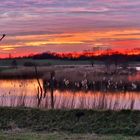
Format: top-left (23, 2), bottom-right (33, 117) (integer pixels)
top-left (0, 107), bottom-right (140, 135)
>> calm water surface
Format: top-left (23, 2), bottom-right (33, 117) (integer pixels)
top-left (0, 79), bottom-right (140, 110)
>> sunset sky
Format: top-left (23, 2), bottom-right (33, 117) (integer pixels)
top-left (0, 0), bottom-right (140, 57)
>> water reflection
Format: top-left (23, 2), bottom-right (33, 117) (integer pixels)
top-left (0, 79), bottom-right (140, 110)
top-left (128, 72), bottom-right (140, 81)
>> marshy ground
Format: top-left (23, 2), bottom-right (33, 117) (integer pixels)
top-left (0, 60), bottom-right (139, 110)
top-left (0, 59), bottom-right (139, 139)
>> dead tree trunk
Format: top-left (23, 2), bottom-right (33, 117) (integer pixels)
top-left (34, 65), bottom-right (43, 107)
top-left (50, 71), bottom-right (55, 109)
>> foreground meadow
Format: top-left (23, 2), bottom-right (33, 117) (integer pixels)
top-left (0, 107), bottom-right (140, 135)
top-left (0, 107), bottom-right (140, 140)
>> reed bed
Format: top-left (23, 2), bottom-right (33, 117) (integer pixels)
top-left (0, 65), bottom-right (138, 80)
top-left (43, 78), bottom-right (140, 92)
top-left (42, 66), bottom-right (140, 92)
top-left (0, 90), bottom-right (139, 110)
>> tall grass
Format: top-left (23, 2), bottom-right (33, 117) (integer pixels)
top-left (0, 90), bottom-right (138, 110)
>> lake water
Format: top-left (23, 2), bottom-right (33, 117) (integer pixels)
top-left (0, 79), bottom-right (140, 110)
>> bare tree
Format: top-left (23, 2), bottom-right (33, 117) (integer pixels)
top-left (50, 71), bottom-right (55, 109)
top-left (34, 65), bottom-right (43, 107)
top-left (35, 65), bottom-right (55, 109)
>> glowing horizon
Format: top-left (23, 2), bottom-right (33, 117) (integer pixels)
top-left (0, 0), bottom-right (140, 58)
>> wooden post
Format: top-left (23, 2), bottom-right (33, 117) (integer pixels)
top-left (50, 71), bottom-right (55, 109)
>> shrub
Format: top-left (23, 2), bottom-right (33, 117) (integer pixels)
top-left (23, 61), bottom-right (38, 67)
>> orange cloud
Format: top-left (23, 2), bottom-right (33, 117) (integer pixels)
top-left (0, 28), bottom-right (140, 58)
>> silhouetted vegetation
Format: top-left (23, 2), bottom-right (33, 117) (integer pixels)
top-left (11, 59), bottom-right (18, 68)
top-left (24, 61), bottom-right (37, 67)
top-left (1, 51), bottom-right (139, 63)
top-left (29, 52), bottom-right (140, 63)
top-left (0, 34), bottom-right (6, 42)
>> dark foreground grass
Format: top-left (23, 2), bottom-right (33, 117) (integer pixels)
top-left (0, 107), bottom-right (140, 136)
top-left (0, 132), bottom-right (140, 140)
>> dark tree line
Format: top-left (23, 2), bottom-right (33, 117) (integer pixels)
top-left (30, 52), bottom-right (140, 62)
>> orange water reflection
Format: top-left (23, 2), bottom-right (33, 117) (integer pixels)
top-left (0, 79), bottom-right (140, 110)
top-left (128, 72), bottom-right (140, 81)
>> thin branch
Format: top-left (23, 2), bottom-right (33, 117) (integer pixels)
top-left (0, 34), bottom-right (6, 41)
